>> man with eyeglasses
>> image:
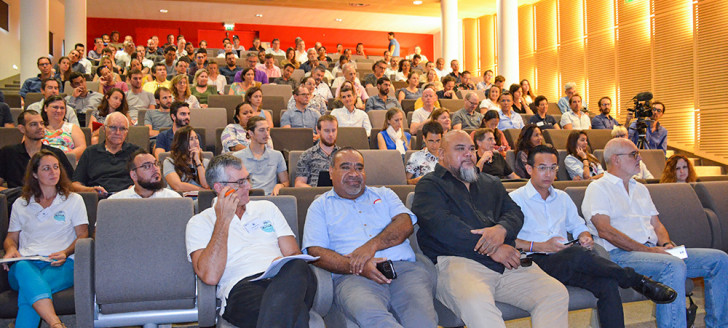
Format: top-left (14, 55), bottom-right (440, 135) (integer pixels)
top-left (72, 112), bottom-right (140, 197)
top-left (109, 149), bottom-right (180, 199)
top-left (0, 110), bottom-right (74, 191)
top-left (452, 92), bottom-right (483, 130)
top-left (281, 85), bottom-right (321, 130)
top-left (233, 53), bottom-right (268, 84)
top-left (511, 145), bottom-right (676, 328)
top-left (154, 101), bottom-right (191, 158)
top-left (363, 60), bottom-right (388, 88)
top-left (626, 101), bottom-right (668, 154)
top-left (19, 57), bottom-right (54, 106)
top-left (583, 138), bottom-right (728, 328)
top-left (364, 77), bottom-right (401, 113)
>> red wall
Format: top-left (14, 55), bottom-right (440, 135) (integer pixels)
top-left (87, 18), bottom-right (434, 60)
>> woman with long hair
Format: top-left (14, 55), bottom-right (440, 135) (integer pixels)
top-left (509, 83), bottom-right (533, 114)
top-left (565, 130), bottom-right (604, 180)
top-left (228, 68), bottom-right (261, 97)
top-left (393, 59), bottom-right (412, 82)
top-left (520, 79), bottom-right (535, 105)
top-left (2, 150), bottom-right (89, 328)
top-left (97, 66), bottom-right (128, 94)
top-left (171, 74), bottom-right (200, 109)
top-left (244, 86), bottom-right (274, 128)
top-left (473, 128), bottom-right (519, 179)
top-left (514, 124), bottom-right (545, 178)
top-left (54, 56), bottom-right (72, 93)
top-left (163, 126), bottom-right (210, 192)
top-left (88, 88), bottom-right (132, 144)
top-left (397, 72), bottom-right (422, 102)
top-left (479, 85), bottom-right (500, 113)
top-left (41, 95), bottom-right (86, 159)
top-left (429, 108), bottom-right (452, 133)
top-left (660, 154), bottom-right (697, 183)
top-left (423, 69), bottom-right (443, 92)
top-left (377, 108), bottom-right (411, 154)
top-left (478, 109), bottom-right (511, 157)
top-left (280, 47), bottom-right (300, 69)
top-left (191, 69), bottom-right (217, 108)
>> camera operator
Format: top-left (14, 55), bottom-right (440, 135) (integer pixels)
top-left (626, 101), bottom-right (667, 154)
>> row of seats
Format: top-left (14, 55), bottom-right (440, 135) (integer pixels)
top-left (2, 180), bottom-right (727, 326)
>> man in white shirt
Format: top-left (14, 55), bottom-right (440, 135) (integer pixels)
top-left (311, 66), bottom-right (333, 99)
top-left (265, 38), bottom-right (286, 56)
top-left (185, 153), bottom-right (316, 327)
top-left (406, 45), bottom-right (428, 63)
top-left (410, 88), bottom-right (438, 134)
top-left (511, 145), bottom-right (676, 328)
top-left (334, 64), bottom-right (369, 107)
top-left (561, 93), bottom-right (591, 130)
top-left (110, 149), bottom-right (181, 199)
top-left (433, 58), bottom-right (448, 80)
top-left (583, 138), bottom-right (728, 328)
top-left (331, 86), bottom-right (372, 137)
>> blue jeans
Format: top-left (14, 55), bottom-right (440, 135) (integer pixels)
top-left (8, 259), bottom-right (75, 327)
top-left (609, 247), bottom-right (728, 328)
top-left (333, 260), bottom-right (438, 328)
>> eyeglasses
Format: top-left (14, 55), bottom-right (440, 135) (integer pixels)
top-left (132, 161), bottom-right (160, 171)
top-left (107, 126), bottom-right (129, 133)
top-left (615, 151), bottom-right (640, 159)
top-left (653, 108), bottom-right (664, 113)
top-left (534, 165), bottom-right (559, 173)
top-left (298, 93), bottom-right (310, 97)
top-left (220, 177), bottom-right (252, 189)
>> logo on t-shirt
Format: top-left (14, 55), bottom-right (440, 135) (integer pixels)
top-left (373, 199), bottom-right (382, 205)
top-left (261, 220), bottom-right (274, 233)
top-left (53, 211), bottom-right (66, 222)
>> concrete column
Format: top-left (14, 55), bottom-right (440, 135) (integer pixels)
top-left (20, 0), bottom-right (49, 83)
top-left (441, 0), bottom-right (459, 65)
top-left (65, 0), bottom-right (87, 53)
top-left (497, 0), bottom-right (519, 84)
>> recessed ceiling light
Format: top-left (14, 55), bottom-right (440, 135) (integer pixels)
top-left (335, 18), bottom-right (343, 22)
top-left (349, 3), bottom-right (369, 7)
top-left (255, 13), bottom-right (263, 17)
top-left (159, 9), bottom-right (168, 13)
top-left (413, 0), bottom-right (423, 4)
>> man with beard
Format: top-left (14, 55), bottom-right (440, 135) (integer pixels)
top-left (125, 69), bottom-right (156, 123)
top-left (303, 147), bottom-right (438, 327)
top-left (295, 115), bottom-right (339, 187)
top-left (145, 87), bottom-right (174, 138)
top-left (0, 110), bottom-right (74, 190)
top-left (154, 101), bottom-right (190, 158)
top-left (411, 130), bottom-right (569, 328)
top-left (592, 96), bottom-right (619, 130)
top-left (110, 149), bottom-right (181, 199)
top-left (364, 76), bottom-right (401, 112)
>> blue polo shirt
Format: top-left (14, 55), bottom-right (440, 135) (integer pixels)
top-left (233, 147), bottom-right (287, 195)
top-left (281, 107), bottom-right (321, 129)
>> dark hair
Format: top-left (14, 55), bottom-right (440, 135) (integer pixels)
top-left (388, 32), bottom-right (395, 37)
top-left (534, 95), bottom-right (548, 107)
top-left (283, 63), bottom-right (295, 70)
top-left (154, 86), bottom-right (171, 100)
top-left (17, 109), bottom-right (40, 126)
top-left (69, 72), bottom-right (85, 84)
top-left (566, 130), bottom-right (600, 164)
top-left (652, 101), bottom-right (666, 114)
top-left (240, 67), bottom-right (254, 81)
top-left (515, 124), bottom-right (543, 154)
top-left (246, 115), bottom-right (267, 131)
top-left (480, 110), bottom-right (504, 147)
top-left (398, 59), bottom-right (411, 73)
top-left (21, 149), bottom-right (72, 204)
top-left (494, 75), bottom-right (506, 83)
top-left (317, 114), bottom-right (338, 130)
top-left (473, 128), bottom-right (494, 147)
top-left (233, 102), bottom-right (250, 124)
top-left (195, 48), bottom-right (207, 55)
top-left (41, 78), bottom-right (60, 91)
top-left (164, 46), bottom-right (176, 54)
top-left (41, 95), bottom-right (67, 125)
top-left (330, 146), bottom-right (364, 167)
top-left (127, 148), bottom-right (151, 172)
top-left (153, 63), bottom-right (166, 74)
top-left (170, 101), bottom-right (189, 119)
top-left (376, 76), bottom-right (391, 86)
top-left (127, 69), bottom-right (143, 80)
top-left (97, 88), bottom-right (129, 118)
top-left (526, 145), bottom-right (559, 166)
top-left (508, 83), bottom-right (522, 97)
top-left (176, 57), bottom-right (191, 65)
top-left (422, 121), bottom-right (444, 139)
top-left (96, 65), bottom-right (110, 77)
top-left (441, 75), bottom-right (456, 85)
top-left (37, 56), bottom-right (51, 66)
top-left (413, 54), bottom-right (421, 61)
top-left (244, 86), bottom-right (262, 108)
top-left (170, 126), bottom-right (201, 184)
top-left (264, 53), bottom-right (274, 60)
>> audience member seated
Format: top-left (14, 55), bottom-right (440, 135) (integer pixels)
top-left (273, 63), bottom-right (297, 89)
top-left (75, 43), bottom-right (94, 75)
top-left (93, 55), bottom-right (121, 83)
top-left (266, 38), bottom-right (286, 56)
top-left (497, 91), bottom-right (525, 130)
top-left (125, 69), bottom-right (156, 122)
top-left (295, 115), bottom-right (339, 188)
top-left (375, 108), bottom-right (410, 155)
top-left (473, 128), bottom-right (519, 179)
top-left (365, 77), bottom-right (401, 112)
top-left (310, 66), bottom-right (333, 99)
top-left (27, 78), bottom-right (79, 126)
top-left (511, 145), bottom-right (676, 328)
top-left (592, 96), bottom-right (619, 130)
top-left (234, 53), bottom-right (268, 85)
top-left (53, 56), bottom-right (73, 92)
top-left (188, 49), bottom-right (208, 81)
top-left (109, 149), bottom-right (180, 199)
top-left (280, 47), bottom-right (301, 69)
top-left (584, 138), bottom-right (728, 328)
top-left (332, 86), bottom-right (372, 136)
top-left (410, 88), bottom-right (439, 134)
top-left (493, 75), bottom-right (506, 90)
top-left (448, 59), bottom-right (462, 83)
top-left (233, 116), bottom-right (289, 195)
top-left (406, 121), bottom-right (442, 184)
top-left (476, 69), bottom-right (493, 90)
top-left (627, 101), bottom-right (668, 154)
top-left (452, 91), bottom-right (483, 130)
top-left (611, 126), bottom-right (653, 179)
top-left (221, 103), bottom-right (273, 153)
top-left (228, 68), bottom-right (261, 96)
top-left (286, 76), bottom-right (327, 116)
top-left (97, 66), bottom-right (128, 94)
top-left (72, 112), bottom-right (140, 196)
top-left (437, 76), bottom-right (459, 100)
top-left (170, 74), bottom-right (201, 109)
top-left (2, 150), bottom-right (89, 328)
top-left (303, 147), bottom-right (438, 326)
top-left (433, 58), bottom-right (447, 79)
top-left (0, 101), bottom-right (10, 127)
top-left (205, 61), bottom-right (226, 94)
top-left (20, 57), bottom-right (52, 103)
top-left (513, 124), bottom-right (545, 179)
top-left (258, 54), bottom-right (281, 79)
top-left (393, 59), bottom-right (412, 82)
top-left (69, 50), bottom-right (88, 75)
top-left (219, 52), bottom-right (242, 84)
top-left (41, 95), bottom-right (87, 160)
top-left (163, 126), bottom-right (210, 192)
top-left (458, 71), bottom-right (476, 91)
top-left (479, 85), bottom-right (500, 113)
top-left (479, 110), bottom-right (511, 157)
top-left (142, 64), bottom-right (172, 94)
top-left (520, 79), bottom-right (535, 105)
top-left (557, 82), bottom-right (576, 114)
top-left (528, 95), bottom-right (560, 129)
top-left (66, 72), bottom-right (104, 125)
top-left (216, 43), bottom-right (238, 60)
top-left (282, 85), bottom-right (321, 130)
top-left (145, 87), bottom-right (174, 138)
top-left (0, 110), bottom-right (74, 190)
top-left (509, 83), bottom-right (533, 114)
top-left (333, 64), bottom-right (369, 106)
top-left (396, 72), bottom-right (422, 103)
top-left (299, 49), bottom-right (320, 73)
top-left (412, 130), bottom-right (569, 328)
top-left (363, 60), bottom-right (387, 88)
top-left (191, 69), bottom-right (217, 108)
top-left (565, 130), bottom-right (604, 180)
top-left (88, 37), bottom-right (104, 60)
top-left (154, 101), bottom-right (190, 158)
top-left (560, 93), bottom-right (591, 130)
top-left (430, 108), bottom-right (452, 134)
top-left (89, 88), bottom-right (133, 144)
top-left (185, 154), bottom-right (316, 327)
top-left (660, 154), bottom-right (697, 183)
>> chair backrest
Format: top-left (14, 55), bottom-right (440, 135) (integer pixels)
top-left (401, 99), bottom-right (416, 113)
top-left (288, 150), bottom-right (304, 183)
top-left (640, 150), bottom-right (666, 180)
top-left (99, 126), bottom-right (150, 150)
top-left (208, 95), bottom-right (243, 124)
top-left (692, 181), bottom-right (728, 251)
top-left (5, 94), bottom-right (21, 108)
top-left (24, 93), bottom-right (44, 110)
top-left (158, 151), bottom-right (213, 186)
top-left (543, 129), bottom-right (572, 150)
top-left (404, 149), bottom-right (417, 167)
top-left (439, 99), bottom-right (464, 111)
top-left (547, 102), bottom-right (561, 115)
top-left (65, 153), bottom-right (77, 169)
top-left (215, 127), bottom-right (224, 155)
top-left (645, 183), bottom-right (716, 249)
top-left (136, 109), bottom-right (147, 127)
top-left (367, 110), bottom-right (387, 129)
top-left (564, 186), bottom-right (587, 218)
top-left (270, 128), bottom-right (314, 152)
top-left (552, 179), bottom-right (592, 190)
top-left (0, 127), bottom-right (23, 148)
top-left (262, 95), bottom-right (287, 127)
top-left (190, 108), bottom-right (227, 149)
top-left (81, 127), bottom-right (92, 146)
top-left (359, 149), bottom-right (407, 185)
top-left (279, 187), bottom-right (332, 238)
top-left (78, 192), bottom-right (98, 236)
top-left (94, 198), bottom-right (196, 314)
top-left (260, 84), bottom-right (293, 104)
top-left (291, 69), bottom-right (305, 83)
top-left (505, 150), bottom-right (516, 171)
top-left (585, 129), bottom-right (613, 150)
top-left (503, 128), bottom-right (521, 148)
top-left (556, 150), bottom-right (570, 181)
top-left (337, 127), bottom-right (369, 149)
top-left (10, 108), bottom-right (22, 125)
top-left (0, 194), bottom-right (7, 246)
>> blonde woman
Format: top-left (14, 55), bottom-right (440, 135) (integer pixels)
top-left (171, 74), bottom-right (200, 109)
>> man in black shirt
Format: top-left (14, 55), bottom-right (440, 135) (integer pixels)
top-left (0, 110), bottom-right (74, 190)
top-left (412, 130), bottom-right (568, 327)
top-left (72, 112), bottom-right (140, 196)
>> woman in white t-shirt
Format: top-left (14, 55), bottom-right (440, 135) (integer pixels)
top-left (479, 85), bottom-right (501, 113)
top-left (3, 150), bottom-right (89, 328)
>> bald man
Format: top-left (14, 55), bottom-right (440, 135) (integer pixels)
top-left (412, 130), bottom-right (568, 328)
top-left (583, 138), bottom-right (728, 328)
top-left (410, 88), bottom-right (438, 134)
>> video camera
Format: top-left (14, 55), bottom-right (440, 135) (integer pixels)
top-left (626, 92), bottom-right (654, 119)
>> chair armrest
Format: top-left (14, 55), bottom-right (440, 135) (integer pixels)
top-left (74, 238), bottom-right (95, 328)
top-left (0, 249), bottom-right (9, 293)
top-left (310, 265), bottom-right (333, 317)
top-left (703, 208), bottom-right (724, 250)
top-left (415, 253), bottom-right (437, 294)
top-left (197, 277), bottom-right (218, 327)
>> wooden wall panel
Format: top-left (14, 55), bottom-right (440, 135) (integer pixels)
top-left (519, 5), bottom-right (534, 56)
top-left (535, 49), bottom-right (560, 100)
top-left (534, 0), bottom-right (558, 51)
top-left (585, 31), bottom-right (617, 116)
top-left (478, 15), bottom-right (497, 74)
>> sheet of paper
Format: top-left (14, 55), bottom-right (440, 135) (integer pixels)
top-left (0, 255), bottom-right (53, 264)
top-left (250, 254), bottom-right (319, 281)
top-left (665, 245), bottom-right (688, 259)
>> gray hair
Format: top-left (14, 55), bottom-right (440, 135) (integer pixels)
top-left (105, 112), bottom-right (129, 128)
top-left (603, 138), bottom-right (634, 167)
top-left (205, 154), bottom-right (243, 194)
top-left (342, 63), bottom-right (357, 74)
top-left (465, 91), bottom-right (478, 102)
top-left (564, 82), bottom-right (576, 91)
top-left (611, 125), bottom-right (628, 138)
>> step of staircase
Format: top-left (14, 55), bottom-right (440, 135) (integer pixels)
top-left (694, 166), bottom-right (723, 176)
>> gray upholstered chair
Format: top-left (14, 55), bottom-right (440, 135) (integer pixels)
top-left (543, 129), bottom-right (572, 150)
top-left (358, 150), bottom-right (407, 185)
top-left (207, 95), bottom-right (243, 124)
top-left (585, 129), bottom-right (613, 150)
top-left (0, 128), bottom-right (22, 149)
top-left (503, 128), bottom-right (521, 148)
top-left (74, 198), bottom-right (214, 327)
top-left (336, 127), bottom-right (369, 149)
top-left (270, 128), bottom-right (315, 153)
top-left (157, 151), bottom-right (214, 188)
top-left (99, 125), bottom-right (151, 151)
top-left (190, 108), bottom-right (227, 150)
top-left (692, 181), bottom-right (728, 252)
